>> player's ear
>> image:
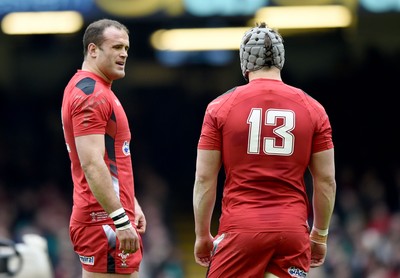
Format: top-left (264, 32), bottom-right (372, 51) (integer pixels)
top-left (87, 43), bottom-right (98, 58)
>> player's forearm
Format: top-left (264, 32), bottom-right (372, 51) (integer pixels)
top-left (312, 179), bottom-right (336, 230)
top-left (193, 180), bottom-right (216, 237)
top-left (83, 160), bottom-right (122, 214)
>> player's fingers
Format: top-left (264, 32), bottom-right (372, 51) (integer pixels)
top-left (119, 239), bottom-right (132, 253)
top-left (119, 240), bottom-right (125, 252)
top-left (310, 259), bottom-right (324, 268)
top-left (133, 238), bottom-right (140, 253)
top-left (125, 240), bottom-right (138, 254)
top-left (195, 256), bottom-right (210, 267)
top-left (124, 240), bottom-right (132, 253)
top-left (136, 226), bottom-right (145, 234)
top-left (136, 219), bottom-right (146, 234)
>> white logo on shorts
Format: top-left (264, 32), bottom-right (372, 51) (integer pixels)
top-left (79, 255), bottom-right (95, 265)
top-left (288, 266), bottom-right (307, 278)
top-left (118, 252), bottom-right (130, 268)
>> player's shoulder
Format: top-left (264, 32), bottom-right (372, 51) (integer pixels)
top-left (208, 87), bottom-right (238, 106)
top-left (286, 83), bottom-right (325, 109)
top-left (302, 90), bottom-right (326, 110)
top-left (69, 77), bottom-right (95, 96)
top-left (68, 71), bottom-right (99, 96)
top-left (64, 72), bottom-right (112, 109)
top-left (296, 90), bottom-right (329, 119)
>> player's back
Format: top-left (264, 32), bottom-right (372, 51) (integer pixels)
top-left (208, 78), bottom-right (332, 232)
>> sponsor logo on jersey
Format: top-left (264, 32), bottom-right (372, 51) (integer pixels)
top-left (79, 255), bottom-right (95, 265)
top-left (288, 266), bottom-right (307, 278)
top-left (90, 211), bottom-right (109, 222)
top-left (122, 141), bottom-right (130, 156)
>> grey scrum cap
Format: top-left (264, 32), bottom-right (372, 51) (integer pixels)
top-left (239, 22), bottom-right (285, 80)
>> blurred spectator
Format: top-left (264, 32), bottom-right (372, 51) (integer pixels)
top-left (135, 165), bottom-right (184, 278)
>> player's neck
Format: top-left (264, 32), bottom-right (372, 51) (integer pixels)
top-left (248, 67), bottom-right (282, 81)
top-left (81, 61), bottom-right (113, 84)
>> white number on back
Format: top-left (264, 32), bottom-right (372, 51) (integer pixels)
top-left (247, 108), bottom-right (295, 155)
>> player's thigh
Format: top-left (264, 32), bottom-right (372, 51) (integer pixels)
top-left (82, 268), bottom-right (139, 278)
top-left (208, 232), bottom-right (277, 277)
top-left (265, 273), bottom-right (279, 278)
top-left (266, 230), bottom-right (310, 277)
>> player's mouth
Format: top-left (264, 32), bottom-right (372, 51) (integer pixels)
top-left (116, 61), bottom-right (125, 68)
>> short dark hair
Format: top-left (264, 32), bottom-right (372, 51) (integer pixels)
top-left (82, 18), bottom-right (129, 57)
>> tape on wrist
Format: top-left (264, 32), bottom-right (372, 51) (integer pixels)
top-left (312, 226), bottom-right (329, 236)
top-left (109, 208), bottom-right (132, 231)
top-left (310, 229), bottom-right (328, 245)
top-left (115, 220), bottom-right (132, 231)
top-left (109, 208), bottom-right (125, 219)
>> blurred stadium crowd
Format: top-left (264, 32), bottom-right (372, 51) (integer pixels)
top-left (1, 161), bottom-right (400, 277)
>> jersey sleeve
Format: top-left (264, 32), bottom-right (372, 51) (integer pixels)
top-left (198, 115), bottom-right (222, 150)
top-left (198, 89), bottom-right (238, 150)
top-left (312, 103), bottom-right (334, 153)
top-left (70, 90), bottom-right (112, 137)
top-left (197, 99), bottom-right (224, 150)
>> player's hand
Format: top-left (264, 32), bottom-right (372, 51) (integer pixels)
top-left (310, 229), bottom-right (327, 267)
top-left (135, 205), bottom-right (146, 234)
top-left (116, 227), bottom-right (140, 254)
top-left (194, 234), bottom-right (214, 267)
top-left (310, 241), bottom-right (327, 267)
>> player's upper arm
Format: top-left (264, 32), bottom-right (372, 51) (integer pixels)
top-left (75, 134), bottom-right (105, 167)
top-left (195, 149), bottom-right (222, 184)
top-left (308, 148), bottom-right (335, 184)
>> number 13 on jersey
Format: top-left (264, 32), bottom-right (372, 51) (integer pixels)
top-left (247, 108), bottom-right (295, 156)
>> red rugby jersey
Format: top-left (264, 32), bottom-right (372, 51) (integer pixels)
top-left (61, 70), bottom-right (135, 225)
top-left (198, 78), bottom-right (334, 232)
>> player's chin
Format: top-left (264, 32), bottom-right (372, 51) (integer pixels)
top-left (112, 70), bottom-right (126, 80)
